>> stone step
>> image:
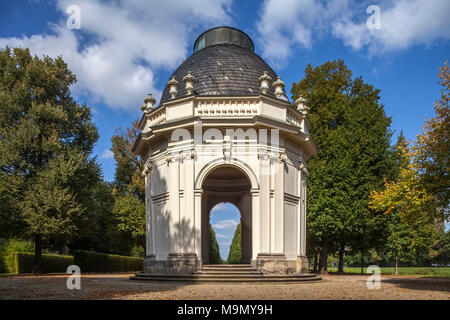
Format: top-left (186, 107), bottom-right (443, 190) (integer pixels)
top-left (194, 270), bottom-right (262, 275)
top-left (131, 273), bottom-right (321, 283)
top-left (197, 268), bottom-right (259, 272)
top-left (202, 264), bottom-right (253, 267)
top-left (192, 273), bottom-right (265, 278)
top-left (199, 265), bottom-right (257, 272)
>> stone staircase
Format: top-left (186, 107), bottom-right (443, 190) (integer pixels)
top-left (131, 264), bottom-right (321, 283)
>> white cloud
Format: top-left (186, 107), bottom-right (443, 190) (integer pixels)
top-left (255, 0), bottom-right (450, 65)
top-left (100, 149), bottom-right (114, 159)
top-left (255, 0), bottom-right (348, 66)
top-left (215, 233), bottom-right (229, 239)
top-left (211, 202), bottom-right (230, 212)
top-left (0, 0), bottom-right (232, 111)
top-left (332, 0), bottom-right (450, 54)
top-left (212, 219), bottom-right (239, 230)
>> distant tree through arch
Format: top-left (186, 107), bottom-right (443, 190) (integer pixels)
top-left (210, 202), bottom-right (241, 264)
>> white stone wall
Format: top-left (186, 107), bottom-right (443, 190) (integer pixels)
top-left (139, 95), bottom-right (314, 266)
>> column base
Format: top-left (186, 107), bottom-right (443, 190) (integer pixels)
top-left (143, 253), bottom-right (199, 275)
top-left (296, 255), bottom-right (309, 274)
top-left (254, 253), bottom-right (291, 274)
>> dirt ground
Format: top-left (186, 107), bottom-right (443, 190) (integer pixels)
top-left (0, 273), bottom-right (448, 300)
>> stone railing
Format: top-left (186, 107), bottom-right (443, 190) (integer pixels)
top-left (148, 107), bottom-right (167, 127)
top-left (195, 99), bottom-right (258, 117)
top-left (286, 108), bottom-right (303, 128)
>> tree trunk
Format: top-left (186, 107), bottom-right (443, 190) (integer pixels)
top-left (318, 238), bottom-right (328, 273)
top-left (313, 250), bottom-right (318, 272)
top-left (338, 242), bottom-right (345, 273)
top-left (360, 247), bottom-right (364, 274)
top-left (394, 254), bottom-right (399, 275)
top-left (32, 235), bottom-right (43, 274)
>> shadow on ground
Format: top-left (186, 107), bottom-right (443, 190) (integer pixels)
top-left (381, 277), bottom-right (450, 293)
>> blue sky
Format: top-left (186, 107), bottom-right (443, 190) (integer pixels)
top-left (1, 0), bottom-right (449, 252)
top-left (210, 203), bottom-right (241, 260)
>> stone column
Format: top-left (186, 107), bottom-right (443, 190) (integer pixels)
top-left (251, 190), bottom-right (260, 262)
top-left (255, 151), bottom-right (289, 274)
top-left (194, 190), bottom-right (202, 265)
top-left (273, 153), bottom-right (285, 253)
top-left (296, 160), bottom-right (309, 274)
top-left (144, 162), bottom-right (155, 258)
top-left (183, 150), bottom-right (195, 253)
top-left (168, 154), bottom-right (180, 254)
top-left (259, 153), bottom-right (271, 253)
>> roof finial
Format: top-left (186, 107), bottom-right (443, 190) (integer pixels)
top-left (272, 77), bottom-right (285, 99)
top-left (294, 96), bottom-right (309, 115)
top-left (183, 71), bottom-right (196, 95)
top-left (141, 93), bottom-right (156, 114)
top-left (258, 71), bottom-right (272, 94)
top-left (167, 76), bottom-right (179, 99)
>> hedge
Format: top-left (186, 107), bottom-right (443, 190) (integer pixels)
top-left (0, 239), bottom-right (34, 273)
top-left (74, 250), bottom-right (143, 272)
top-left (12, 252), bottom-right (74, 274)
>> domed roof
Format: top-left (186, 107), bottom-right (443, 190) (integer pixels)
top-left (160, 27), bottom-right (282, 103)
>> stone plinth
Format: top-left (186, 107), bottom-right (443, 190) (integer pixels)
top-left (143, 253), bottom-right (199, 275)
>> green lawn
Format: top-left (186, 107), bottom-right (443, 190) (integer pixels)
top-left (321, 267), bottom-right (450, 277)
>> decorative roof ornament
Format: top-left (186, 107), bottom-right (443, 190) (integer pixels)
top-left (272, 77), bottom-right (285, 99)
top-left (167, 76), bottom-right (179, 99)
top-left (294, 96), bottom-right (309, 115)
top-left (258, 71), bottom-right (272, 94)
top-left (142, 160), bottom-right (153, 177)
top-left (141, 93), bottom-right (156, 114)
top-left (182, 71), bottom-right (196, 95)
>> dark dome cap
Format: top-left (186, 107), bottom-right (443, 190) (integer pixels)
top-left (194, 26), bottom-right (254, 52)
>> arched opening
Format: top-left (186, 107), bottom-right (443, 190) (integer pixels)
top-left (201, 165), bottom-right (252, 264)
top-left (209, 202), bottom-right (241, 264)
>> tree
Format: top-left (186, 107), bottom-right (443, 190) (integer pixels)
top-left (415, 62), bottom-right (449, 219)
top-left (370, 140), bottom-right (437, 274)
top-left (226, 222), bottom-right (242, 264)
top-left (433, 230), bottom-right (450, 266)
top-left (112, 192), bottom-right (146, 249)
top-left (291, 60), bottom-right (393, 273)
top-left (0, 47), bottom-right (99, 273)
top-left (111, 121), bottom-right (144, 200)
top-left (111, 120), bottom-right (145, 251)
top-left (209, 225), bottom-right (222, 264)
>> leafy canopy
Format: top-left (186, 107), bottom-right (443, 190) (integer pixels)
top-left (0, 47), bottom-right (99, 243)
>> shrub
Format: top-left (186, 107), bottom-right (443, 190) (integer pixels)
top-left (9, 252), bottom-right (74, 274)
top-left (74, 250), bottom-right (143, 272)
top-left (0, 239), bottom-right (35, 273)
top-left (226, 222), bottom-right (242, 264)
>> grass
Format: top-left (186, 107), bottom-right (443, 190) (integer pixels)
top-left (320, 267), bottom-right (450, 277)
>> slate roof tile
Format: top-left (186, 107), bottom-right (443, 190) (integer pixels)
top-left (160, 44), bottom-right (282, 103)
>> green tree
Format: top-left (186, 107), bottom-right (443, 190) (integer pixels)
top-left (433, 230), bottom-right (450, 266)
top-left (226, 222), bottom-right (242, 264)
top-left (415, 62), bottom-right (449, 219)
top-left (111, 120), bottom-right (144, 200)
top-left (111, 120), bottom-right (145, 251)
top-left (291, 60), bottom-right (393, 273)
top-left (209, 225), bottom-right (222, 264)
top-left (0, 47), bottom-right (99, 273)
top-left (370, 139), bottom-right (437, 274)
top-left (112, 192), bottom-right (146, 249)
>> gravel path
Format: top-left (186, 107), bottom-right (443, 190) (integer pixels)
top-left (0, 273), bottom-right (448, 300)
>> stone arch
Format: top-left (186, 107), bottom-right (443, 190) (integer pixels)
top-left (195, 157), bottom-right (259, 190)
top-left (199, 161), bottom-right (254, 264)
